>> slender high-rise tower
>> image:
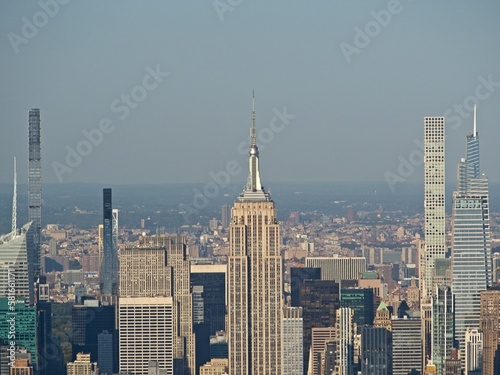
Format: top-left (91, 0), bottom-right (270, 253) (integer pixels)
top-left (423, 116), bottom-right (445, 297)
top-left (228, 94), bottom-right (283, 375)
top-left (28, 108), bottom-right (42, 304)
top-left (100, 189), bottom-right (118, 296)
top-left (452, 106), bottom-right (492, 361)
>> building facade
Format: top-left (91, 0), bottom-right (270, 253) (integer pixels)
top-left (305, 256), bottom-right (366, 282)
top-left (282, 307), bottom-right (303, 375)
top-left (480, 287), bottom-right (500, 375)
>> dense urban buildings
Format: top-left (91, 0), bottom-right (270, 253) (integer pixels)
top-left (228, 98), bottom-right (283, 375)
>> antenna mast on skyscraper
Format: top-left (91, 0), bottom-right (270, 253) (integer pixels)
top-left (12, 157), bottom-right (17, 235)
top-left (473, 104), bottom-right (477, 136)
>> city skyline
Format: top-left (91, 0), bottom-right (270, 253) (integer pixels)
top-left (2, 2), bottom-right (500, 187)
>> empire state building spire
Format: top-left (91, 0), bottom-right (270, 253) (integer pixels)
top-left (239, 92), bottom-right (270, 202)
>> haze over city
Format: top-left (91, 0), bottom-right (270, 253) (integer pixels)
top-left (2, 1), bottom-right (500, 188)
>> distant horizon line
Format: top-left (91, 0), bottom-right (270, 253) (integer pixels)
top-left (3, 180), bottom-right (500, 187)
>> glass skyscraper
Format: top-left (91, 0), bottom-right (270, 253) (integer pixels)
top-left (452, 106), bottom-right (492, 359)
top-left (100, 188), bottom-right (118, 296)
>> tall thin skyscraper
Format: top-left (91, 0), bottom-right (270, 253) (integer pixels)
top-left (100, 189), bottom-right (118, 296)
top-left (423, 116), bottom-right (445, 298)
top-left (452, 107), bottom-right (492, 356)
top-left (28, 108), bottom-right (42, 304)
top-left (228, 95), bottom-right (283, 375)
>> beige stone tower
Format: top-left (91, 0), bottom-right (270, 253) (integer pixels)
top-left (228, 95), bottom-right (283, 375)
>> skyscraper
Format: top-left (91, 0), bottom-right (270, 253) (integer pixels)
top-left (392, 317), bottom-right (422, 375)
top-left (100, 189), bottom-right (118, 296)
top-left (228, 96), bottom-right (283, 375)
top-left (431, 286), bottom-right (455, 375)
top-left (299, 279), bottom-right (340, 374)
top-left (423, 116), bottom-right (445, 298)
top-left (0, 223), bottom-right (31, 299)
top-left (479, 287), bottom-right (500, 375)
top-left (282, 307), bottom-right (303, 375)
top-left (120, 236), bottom-right (195, 374)
top-left (335, 307), bottom-right (355, 375)
top-left (290, 267), bottom-right (321, 307)
top-left (452, 107), bottom-right (492, 356)
top-left (361, 326), bottom-right (392, 375)
top-left (465, 328), bottom-right (483, 374)
top-left (191, 264), bottom-right (227, 335)
top-left (28, 108), bottom-right (42, 304)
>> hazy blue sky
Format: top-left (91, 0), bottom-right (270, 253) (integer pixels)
top-left (1, 1), bottom-right (500, 191)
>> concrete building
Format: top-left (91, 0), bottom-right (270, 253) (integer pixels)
top-left (480, 287), bottom-right (500, 375)
top-left (423, 116), bottom-right (446, 297)
top-left (305, 256), bottom-right (366, 282)
top-left (282, 307), bottom-right (303, 375)
top-left (67, 353), bottom-right (98, 375)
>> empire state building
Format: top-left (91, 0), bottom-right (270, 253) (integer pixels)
top-left (228, 95), bottom-right (283, 375)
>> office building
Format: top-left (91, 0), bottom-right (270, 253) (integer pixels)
top-left (335, 307), bottom-right (355, 375)
top-left (120, 236), bottom-right (195, 374)
top-left (290, 267), bottom-right (321, 307)
top-left (444, 348), bottom-right (461, 375)
top-left (97, 330), bottom-right (113, 375)
top-left (299, 279), bottom-right (340, 374)
top-left (0, 298), bottom-right (37, 367)
top-left (67, 353), bottom-right (99, 375)
top-left (305, 256), bottom-right (366, 282)
top-left (432, 286), bottom-right (454, 375)
top-left (465, 328), bottom-right (483, 375)
top-left (100, 189), bottom-right (118, 296)
top-left (228, 97), bottom-right (283, 375)
top-left (221, 204), bottom-right (231, 228)
top-left (341, 288), bottom-right (374, 329)
top-left (200, 358), bottom-right (229, 375)
top-left (10, 358), bottom-right (34, 375)
top-left (28, 109), bottom-right (42, 305)
top-left (452, 108), bottom-right (492, 356)
top-left (423, 116), bottom-right (445, 297)
top-left (191, 264), bottom-right (226, 335)
top-left (361, 326), bottom-right (392, 375)
top-left (72, 299), bottom-right (117, 372)
top-left (119, 297), bottom-right (174, 375)
top-left (480, 287), bottom-right (500, 375)
top-left (374, 302), bottom-right (392, 331)
top-left (392, 317), bottom-right (422, 375)
top-left (310, 327), bottom-right (335, 375)
top-left (0, 223), bottom-right (31, 299)
top-left (283, 307), bottom-right (303, 375)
